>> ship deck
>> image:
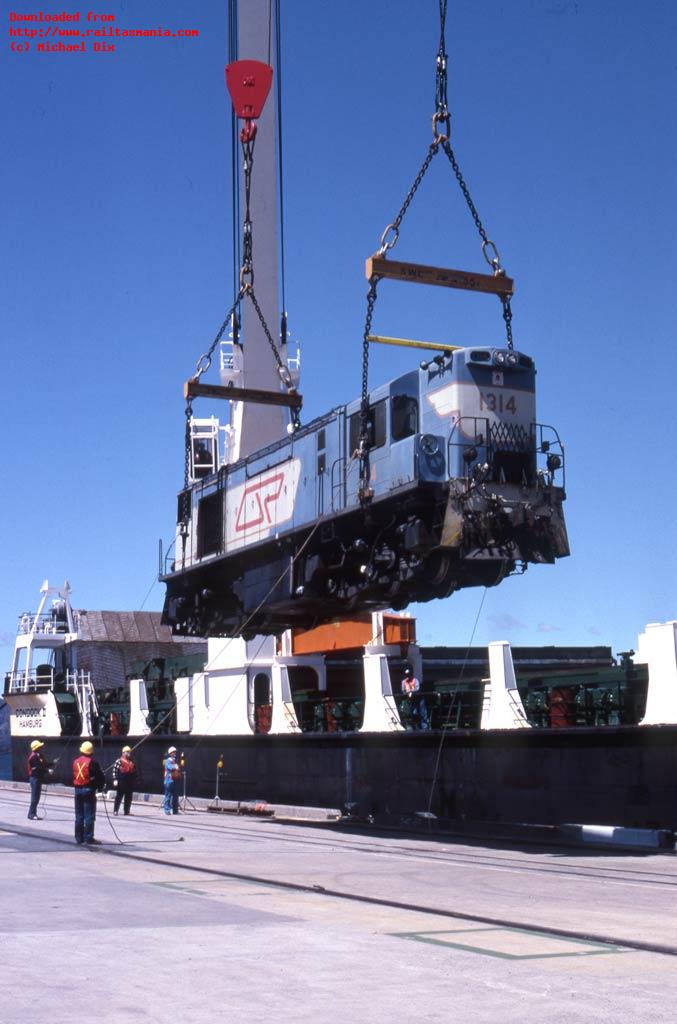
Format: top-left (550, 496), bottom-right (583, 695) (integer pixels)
top-left (1, 783), bottom-right (675, 1023)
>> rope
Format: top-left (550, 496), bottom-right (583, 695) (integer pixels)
top-left (425, 587), bottom-right (487, 817)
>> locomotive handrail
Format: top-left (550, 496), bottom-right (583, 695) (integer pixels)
top-left (446, 416), bottom-right (490, 479)
top-left (330, 456), bottom-right (348, 513)
top-left (446, 418), bottom-right (566, 489)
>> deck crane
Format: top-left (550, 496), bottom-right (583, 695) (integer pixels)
top-left (161, 2), bottom-right (568, 639)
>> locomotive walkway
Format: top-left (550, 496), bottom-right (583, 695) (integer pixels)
top-left (1, 785), bottom-right (676, 1023)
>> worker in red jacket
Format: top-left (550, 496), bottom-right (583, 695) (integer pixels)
top-left (27, 739), bottom-right (49, 820)
top-left (112, 745), bottom-right (138, 815)
top-left (72, 741), bottom-right (106, 846)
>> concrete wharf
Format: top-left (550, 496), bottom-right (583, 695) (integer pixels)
top-left (1, 783), bottom-right (676, 1023)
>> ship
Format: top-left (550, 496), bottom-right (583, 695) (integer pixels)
top-left (5, 8), bottom-right (675, 832)
top-left (4, 579), bottom-right (677, 830)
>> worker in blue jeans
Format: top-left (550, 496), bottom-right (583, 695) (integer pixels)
top-left (163, 746), bottom-right (181, 815)
top-left (72, 740), bottom-right (106, 845)
top-left (27, 739), bottom-right (49, 819)
top-left (401, 667), bottom-right (429, 730)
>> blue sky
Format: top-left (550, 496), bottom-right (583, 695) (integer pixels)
top-left (2, 0), bottom-right (676, 659)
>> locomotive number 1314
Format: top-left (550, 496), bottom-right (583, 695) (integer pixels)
top-left (479, 391), bottom-right (518, 415)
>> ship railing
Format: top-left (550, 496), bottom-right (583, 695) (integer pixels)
top-left (17, 612), bottom-right (77, 636)
top-left (161, 536), bottom-right (177, 576)
top-left (295, 696), bottom-right (365, 734)
top-left (404, 688), bottom-right (484, 730)
top-left (5, 669), bottom-right (55, 694)
top-left (522, 679), bottom-right (644, 728)
top-left (63, 669), bottom-right (92, 692)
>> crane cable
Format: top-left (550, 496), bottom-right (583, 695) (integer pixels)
top-left (275, 0), bottom-right (288, 349)
top-left (228, 0), bottom-right (241, 321)
top-left (358, 0), bottom-right (513, 503)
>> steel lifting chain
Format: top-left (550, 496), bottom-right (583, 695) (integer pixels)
top-left (186, 132), bottom-right (299, 477)
top-left (182, 397), bottom-right (193, 542)
top-left (236, 134), bottom-right (292, 382)
top-left (435, 0), bottom-right (513, 350)
top-left (440, 139), bottom-right (514, 351)
top-left (240, 138), bottom-right (255, 290)
top-left (183, 397), bottom-right (195, 497)
top-left (358, 0), bottom-right (514, 492)
top-left (356, 277), bottom-right (380, 499)
top-left (376, 142), bottom-right (442, 260)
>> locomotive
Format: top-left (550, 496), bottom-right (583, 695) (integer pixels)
top-left (161, 342), bottom-right (569, 637)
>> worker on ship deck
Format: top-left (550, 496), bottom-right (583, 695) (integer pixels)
top-left (401, 667), bottom-right (429, 731)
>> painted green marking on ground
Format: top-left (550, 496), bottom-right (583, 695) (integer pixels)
top-left (390, 927), bottom-right (631, 961)
top-left (152, 879), bottom-right (290, 898)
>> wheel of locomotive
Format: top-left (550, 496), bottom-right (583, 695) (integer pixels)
top-left (423, 551), bottom-right (457, 599)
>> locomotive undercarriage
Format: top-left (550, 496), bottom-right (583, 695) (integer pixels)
top-left (162, 478), bottom-right (569, 638)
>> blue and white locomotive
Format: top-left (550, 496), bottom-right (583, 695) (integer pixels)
top-left (161, 343), bottom-right (569, 637)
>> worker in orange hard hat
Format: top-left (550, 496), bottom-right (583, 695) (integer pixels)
top-left (112, 744), bottom-right (138, 816)
top-left (27, 740), bottom-right (49, 820)
top-left (72, 740), bottom-right (106, 845)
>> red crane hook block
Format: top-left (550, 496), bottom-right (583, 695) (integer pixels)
top-left (225, 60), bottom-right (273, 142)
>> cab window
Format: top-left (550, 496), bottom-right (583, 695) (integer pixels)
top-left (348, 400), bottom-right (387, 453)
top-left (391, 395), bottom-right (418, 441)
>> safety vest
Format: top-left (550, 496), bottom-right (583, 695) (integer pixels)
top-left (27, 752), bottom-right (45, 779)
top-left (73, 755), bottom-right (92, 787)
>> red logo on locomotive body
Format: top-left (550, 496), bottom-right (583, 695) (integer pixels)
top-left (234, 471), bottom-right (285, 534)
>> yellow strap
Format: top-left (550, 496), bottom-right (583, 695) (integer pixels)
top-left (367, 334), bottom-right (461, 353)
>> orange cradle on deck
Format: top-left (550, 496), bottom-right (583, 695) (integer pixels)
top-left (288, 614), bottom-right (416, 656)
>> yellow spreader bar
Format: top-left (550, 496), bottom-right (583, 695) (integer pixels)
top-left (367, 334), bottom-right (461, 353)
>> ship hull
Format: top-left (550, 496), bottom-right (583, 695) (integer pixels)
top-left (11, 724), bottom-right (677, 831)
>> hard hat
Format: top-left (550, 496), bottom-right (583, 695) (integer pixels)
top-left (80, 741), bottom-right (94, 755)
top-left (122, 746), bottom-right (132, 753)
top-left (30, 740), bottom-right (44, 751)
top-left (404, 666), bottom-right (412, 676)
top-left (168, 746), bottom-right (177, 753)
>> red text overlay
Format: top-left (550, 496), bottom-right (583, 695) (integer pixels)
top-left (8, 10), bottom-right (199, 53)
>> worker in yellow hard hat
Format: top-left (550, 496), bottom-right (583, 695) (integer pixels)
top-left (112, 744), bottom-right (138, 816)
top-left (72, 740), bottom-right (105, 845)
top-left (27, 740), bottom-right (48, 820)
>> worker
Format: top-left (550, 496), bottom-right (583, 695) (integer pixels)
top-left (163, 746), bottom-right (182, 815)
top-left (401, 666), bottom-right (429, 730)
top-left (112, 745), bottom-right (138, 816)
top-left (27, 739), bottom-right (49, 820)
top-left (72, 740), bottom-right (105, 845)
top-left (193, 439), bottom-right (212, 478)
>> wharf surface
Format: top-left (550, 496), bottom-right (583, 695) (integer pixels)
top-left (1, 784), bottom-right (677, 1023)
